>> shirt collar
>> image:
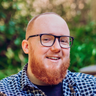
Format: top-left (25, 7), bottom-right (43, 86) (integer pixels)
top-left (63, 70), bottom-right (76, 86)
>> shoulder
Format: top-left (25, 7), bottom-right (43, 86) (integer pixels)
top-left (70, 71), bottom-right (96, 81)
top-left (0, 71), bottom-right (22, 91)
top-left (67, 71), bottom-right (96, 88)
top-left (63, 71), bottom-right (96, 95)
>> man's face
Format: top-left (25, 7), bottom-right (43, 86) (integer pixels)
top-left (28, 14), bottom-right (70, 85)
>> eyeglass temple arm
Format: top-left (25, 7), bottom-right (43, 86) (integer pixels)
top-left (27, 34), bottom-right (40, 40)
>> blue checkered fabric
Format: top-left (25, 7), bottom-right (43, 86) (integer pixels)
top-left (0, 64), bottom-right (96, 96)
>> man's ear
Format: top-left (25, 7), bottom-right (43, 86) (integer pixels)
top-left (22, 40), bottom-right (29, 54)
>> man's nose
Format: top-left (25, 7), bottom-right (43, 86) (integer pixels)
top-left (50, 38), bottom-right (61, 52)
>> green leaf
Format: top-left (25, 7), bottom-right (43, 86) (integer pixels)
top-left (14, 38), bottom-right (21, 45)
top-left (0, 25), bottom-right (6, 32)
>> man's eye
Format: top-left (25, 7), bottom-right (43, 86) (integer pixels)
top-left (43, 38), bottom-right (50, 41)
top-left (61, 40), bottom-right (67, 43)
top-left (42, 38), bottom-right (52, 42)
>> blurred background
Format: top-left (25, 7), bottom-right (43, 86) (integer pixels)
top-left (0, 0), bottom-right (96, 80)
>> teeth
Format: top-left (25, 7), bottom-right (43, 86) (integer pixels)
top-left (47, 57), bottom-right (60, 60)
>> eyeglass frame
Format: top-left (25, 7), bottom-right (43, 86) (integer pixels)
top-left (27, 33), bottom-right (74, 48)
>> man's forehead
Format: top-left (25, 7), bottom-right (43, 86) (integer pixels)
top-left (34, 14), bottom-right (64, 24)
top-left (27, 13), bottom-right (59, 27)
top-left (31, 14), bottom-right (67, 32)
top-left (27, 13), bottom-right (66, 32)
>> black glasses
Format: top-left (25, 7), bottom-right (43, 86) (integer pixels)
top-left (27, 34), bottom-right (74, 48)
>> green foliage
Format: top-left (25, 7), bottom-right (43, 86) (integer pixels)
top-left (0, 0), bottom-right (96, 80)
top-left (69, 22), bottom-right (96, 72)
top-left (0, 0), bottom-right (29, 79)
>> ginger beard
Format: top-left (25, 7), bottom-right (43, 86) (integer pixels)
top-left (30, 50), bottom-right (70, 85)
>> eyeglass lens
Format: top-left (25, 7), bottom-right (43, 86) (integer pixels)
top-left (41, 34), bottom-right (72, 48)
top-left (41, 35), bottom-right (54, 46)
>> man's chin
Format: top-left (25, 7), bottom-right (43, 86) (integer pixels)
top-left (39, 70), bottom-right (67, 85)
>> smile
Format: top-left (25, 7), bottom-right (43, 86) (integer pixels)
top-left (46, 57), bottom-right (60, 60)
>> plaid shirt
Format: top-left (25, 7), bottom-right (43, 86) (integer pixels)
top-left (0, 64), bottom-right (96, 96)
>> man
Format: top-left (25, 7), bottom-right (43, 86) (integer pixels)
top-left (0, 12), bottom-right (96, 96)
